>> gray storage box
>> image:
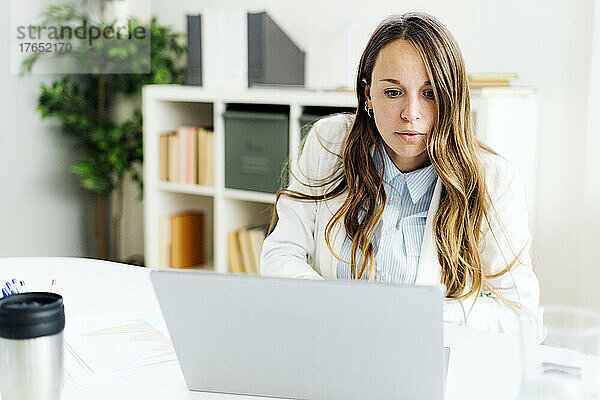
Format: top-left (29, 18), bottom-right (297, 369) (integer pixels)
top-left (247, 12), bottom-right (305, 87)
top-left (224, 110), bottom-right (289, 194)
top-left (186, 15), bottom-right (202, 86)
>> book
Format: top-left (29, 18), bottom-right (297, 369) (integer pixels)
top-left (176, 127), bottom-right (188, 184)
top-left (167, 134), bottom-right (179, 182)
top-left (469, 81), bottom-right (509, 88)
top-left (204, 129), bottom-right (214, 186)
top-left (237, 228), bottom-right (258, 274)
top-left (468, 73), bottom-right (516, 88)
top-left (227, 225), bottom-right (267, 274)
top-left (197, 128), bottom-right (206, 185)
top-left (197, 128), bottom-right (214, 186)
top-left (160, 125), bottom-right (214, 187)
top-left (185, 127), bottom-right (197, 184)
top-left (159, 134), bottom-right (171, 181)
top-left (468, 73), bottom-right (517, 82)
top-left (170, 212), bottom-right (205, 268)
top-left (227, 231), bottom-right (245, 273)
top-left (249, 227), bottom-right (267, 273)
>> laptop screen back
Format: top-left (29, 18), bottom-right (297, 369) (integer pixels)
top-left (151, 270), bottom-right (444, 400)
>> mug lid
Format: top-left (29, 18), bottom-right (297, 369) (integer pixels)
top-left (0, 292), bottom-right (65, 339)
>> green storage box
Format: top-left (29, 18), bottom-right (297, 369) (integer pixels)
top-left (224, 110), bottom-right (289, 194)
top-left (299, 107), bottom-right (356, 143)
top-left (299, 113), bottom-right (324, 143)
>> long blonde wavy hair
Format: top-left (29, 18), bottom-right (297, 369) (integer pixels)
top-left (269, 11), bottom-right (524, 305)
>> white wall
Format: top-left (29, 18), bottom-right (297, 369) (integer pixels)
top-left (0, 1), bottom-right (90, 257)
top-left (579, 0), bottom-right (600, 310)
top-left (463, 0), bottom-right (594, 308)
top-left (148, 0), bottom-right (597, 308)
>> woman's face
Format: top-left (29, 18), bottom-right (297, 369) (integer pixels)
top-left (363, 39), bottom-right (437, 172)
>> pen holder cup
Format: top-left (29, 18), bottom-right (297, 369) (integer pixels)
top-left (0, 292), bottom-right (65, 400)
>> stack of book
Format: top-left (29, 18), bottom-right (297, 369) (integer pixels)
top-left (159, 211), bottom-right (206, 268)
top-left (159, 126), bottom-right (214, 186)
top-left (468, 73), bottom-right (517, 88)
top-left (227, 225), bottom-right (268, 274)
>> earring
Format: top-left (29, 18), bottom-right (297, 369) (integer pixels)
top-left (364, 100), bottom-right (373, 118)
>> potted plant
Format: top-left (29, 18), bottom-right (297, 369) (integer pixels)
top-left (21, 1), bottom-right (186, 261)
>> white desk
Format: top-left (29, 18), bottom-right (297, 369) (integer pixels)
top-left (0, 257), bottom-right (522, 400)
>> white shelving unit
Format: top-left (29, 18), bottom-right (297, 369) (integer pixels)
top-left (143, 85), bottom-right (538, 272)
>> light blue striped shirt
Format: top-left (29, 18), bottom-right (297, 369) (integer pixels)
top-left (336, 141), bottom-right (466, 325)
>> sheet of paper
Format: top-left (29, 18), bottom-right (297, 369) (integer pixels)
top-left (64, 316), bottom-right (177, 380)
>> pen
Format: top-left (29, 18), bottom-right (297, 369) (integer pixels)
top-left (5, 282), bottom-right (16, 295)
top-left (19, 280), bottom-right (27, 293)
top-left (49, 279), bottom-right (56, 293)
top-left (1, 288), bottom-right (10, 297)
top-left (10, 279), bottom-right (20, 294)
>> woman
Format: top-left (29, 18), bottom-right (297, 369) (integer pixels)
top-left (260, 11), bottom-right (540, 336)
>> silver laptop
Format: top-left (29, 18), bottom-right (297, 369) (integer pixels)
top-left (151, 269), bottom-right (445, 400)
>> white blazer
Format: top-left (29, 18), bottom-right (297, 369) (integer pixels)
top-left (260, 114), bottom-right (541, 337)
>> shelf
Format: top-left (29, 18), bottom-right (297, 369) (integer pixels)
top-left (157, 181), bottom-right (216, 197)
top-left (224, 188), bottom-right (276, 204)
top-left (143, 85), bottom-right (357, 108)
top-left (144, 84), bottom-right (538, 273)
top-left (156, 181), bottom-right (276, 204)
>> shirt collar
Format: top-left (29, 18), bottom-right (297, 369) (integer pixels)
top-left (372, 139), bottom-right (437, 204)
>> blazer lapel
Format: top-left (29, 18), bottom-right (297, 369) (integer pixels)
top-left (415, 177), bottom-right (442, 285)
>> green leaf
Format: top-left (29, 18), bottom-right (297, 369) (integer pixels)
top-left (107, 47), bottom-right (129, 59)
top-left (22, 11), bottom-right (187, 199)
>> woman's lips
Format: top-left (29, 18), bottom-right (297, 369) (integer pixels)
top-left (395, 131), bottom-right (424, 142)
top-left (396, 130), bottom-right (424, 135)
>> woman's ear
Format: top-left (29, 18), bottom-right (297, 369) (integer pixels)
top-left (362, 78), bottom-right (372, 108)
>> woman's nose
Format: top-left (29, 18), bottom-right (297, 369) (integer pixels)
top-left (401, 97), bottom-right (422, 121)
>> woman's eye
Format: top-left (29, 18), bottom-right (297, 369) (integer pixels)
top-left (384, 89), bottom-right (435, 100)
